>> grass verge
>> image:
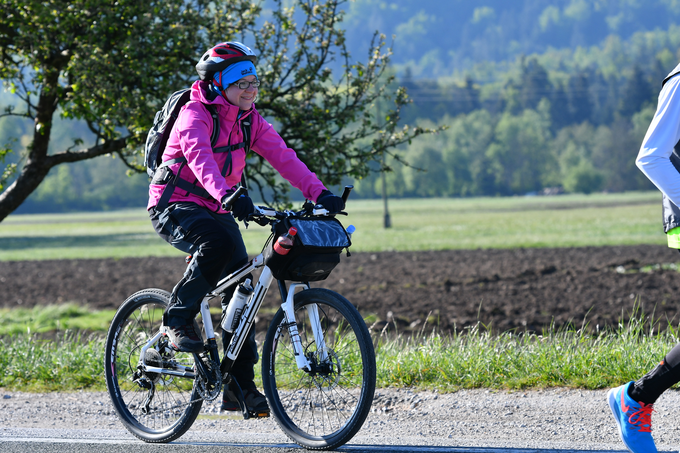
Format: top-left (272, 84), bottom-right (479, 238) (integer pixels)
top-left (0, 304), bottom-right (116, 335)
top-left (0, 311), bottom-right (674, 393)
top-left (374, 316), bottom-right (674, 391)
top-left (0, 331), bottom-right (105, 391)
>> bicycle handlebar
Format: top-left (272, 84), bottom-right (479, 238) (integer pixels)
top-left (248, 185), bottom-right (354, 224)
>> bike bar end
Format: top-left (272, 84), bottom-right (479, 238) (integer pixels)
top-left (341, 185), bottom-right (353, 203)
top-left (222, 186), bottom-right (248, 211)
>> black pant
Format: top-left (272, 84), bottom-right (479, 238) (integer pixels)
top-left (150, 202), bottom-right (258, 386)
top-left (629, 341), bottom-right (680, 404)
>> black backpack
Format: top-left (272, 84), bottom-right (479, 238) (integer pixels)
top-left (145, 88), bottom-right (251, 212)
top-left (145, 89), bottom-right (194, 178)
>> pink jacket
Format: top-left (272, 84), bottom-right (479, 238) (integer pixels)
top-left (148, 80), bottom-right (327, 212)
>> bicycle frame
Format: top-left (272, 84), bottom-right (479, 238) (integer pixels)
top-left (134, 182), bottom-right (356, 395)
top-left (137, 251), bottom-right (321, 383)
top-left (208, 252), bottom-right (316, 374)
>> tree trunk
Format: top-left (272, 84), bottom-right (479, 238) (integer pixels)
top-left (0, 70), bottom-right (59, 222)
top-left (0, 160), bottom-right (53, 221)
top-left (0, 136), bottom-right (130, 222)
top-left (0, 67), bottom-right (129, 222)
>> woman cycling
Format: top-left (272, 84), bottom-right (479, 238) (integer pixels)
top-left (147, 41), bottom-right (344, 416)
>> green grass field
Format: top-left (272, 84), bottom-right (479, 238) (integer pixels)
top-left (0, 191), bottom-right (673, 392)
top-left (0, 191), bottom-right (666, 261)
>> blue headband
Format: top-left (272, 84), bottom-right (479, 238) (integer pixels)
top-left (213, 61), bottom-right (258, 89)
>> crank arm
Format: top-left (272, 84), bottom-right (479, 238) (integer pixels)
top-left (136, 330), bottom-right (196, 378)
top-left (193, 352), bottom-right (217, 386)
top-left (142, 365), bottom-right (196, 379)
top-left (223, 376), bottom-right (250, 420)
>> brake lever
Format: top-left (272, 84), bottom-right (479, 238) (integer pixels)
top-left (253, 206), bottom-right (277, 217)
top-left (249, 216), bottom-right (270, 227)
top-left (247, 206), bottom-right (279, 226)
top-left (312, 206), bottom-right (347, 216)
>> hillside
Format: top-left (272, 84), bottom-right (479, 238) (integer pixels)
top-left (342, 0), bottom-right (680, 78)
top-left (3, 0), bottom-right (680, 213)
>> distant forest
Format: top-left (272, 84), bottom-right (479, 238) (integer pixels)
top-left (343, 0), bottom-right (680, 77)
top-left (3, 0), bottom-right (680, 212)
top-left (341, 0), bottom-right (680, 198)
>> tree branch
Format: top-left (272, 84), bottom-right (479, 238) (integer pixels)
top-left (115, 150), bottom-right (144, 172)
top-left (46, 137), bottom-right (129, 166)
top-left (0, 110), bottom-right (31, 120)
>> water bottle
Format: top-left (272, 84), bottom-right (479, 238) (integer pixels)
top-left (273, 227), bottom-right (297, 255)
top-left (346, 225), bottom-right (356, 238)
top-left (221, 279), bottom-right (253, 333)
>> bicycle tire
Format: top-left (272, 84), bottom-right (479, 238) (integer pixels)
top-left (104, 288), bottom-right (203, 443)
top-left (262, 288), bottom-right (376, 450)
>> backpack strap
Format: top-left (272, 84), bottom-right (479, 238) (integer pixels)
top-left (240, 120), bottom-right (250, 190)
top-left (206, 104), bottom-right (221, 145)
top-left (155, 106), bottom-right (251, 212)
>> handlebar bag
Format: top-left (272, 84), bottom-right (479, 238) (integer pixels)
top-left (263, 217), bottom-right (351, 281)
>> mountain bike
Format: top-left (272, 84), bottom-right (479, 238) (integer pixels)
top-left (104, 186), bottom-right (376, 451)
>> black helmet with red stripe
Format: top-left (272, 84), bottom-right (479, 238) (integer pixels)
top-left (195, 42), bottom-right (257, 81)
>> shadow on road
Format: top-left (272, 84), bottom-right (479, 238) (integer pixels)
top-left (341, 446), bottom-right (630, 453)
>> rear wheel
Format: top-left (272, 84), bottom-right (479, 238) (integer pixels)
top-left (104, 289), bottom-right (202, 443)
top-left (262, 288), bottom-right (376, 450)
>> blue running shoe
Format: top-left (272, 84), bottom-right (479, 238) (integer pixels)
top-left (607, 382), bottom-right (657, 453)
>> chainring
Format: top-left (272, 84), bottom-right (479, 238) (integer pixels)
top-left (195, 358), bottom-right (222, 401)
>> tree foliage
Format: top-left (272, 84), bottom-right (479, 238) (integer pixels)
top-left (351, 22), bottom-right (669, 201)
top-left (354, 44), bottom-right (661, 200)
top-left (4, 0), bottom-right (677, 212)
top-left (241, 0), bottom-right (431, 203)
top-left (0, 0), bottom-right (433, 221)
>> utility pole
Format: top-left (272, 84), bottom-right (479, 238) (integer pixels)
top-left (378, 101), bottom-right (391, 228)
top-left (381, 150), bottom-right (391, 228)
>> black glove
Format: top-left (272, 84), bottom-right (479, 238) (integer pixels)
top-left (225, 194), bottom-right (254, 221)
top-left (316, 190), bottom-right (345, 213)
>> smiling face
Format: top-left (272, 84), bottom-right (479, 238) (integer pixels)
top-left (225, 75), bottom-right (258, 110)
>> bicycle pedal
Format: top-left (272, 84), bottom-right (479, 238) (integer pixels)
top-left (249, 410), bottom-right (270, 419)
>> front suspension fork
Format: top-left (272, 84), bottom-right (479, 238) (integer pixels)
top-left (281, 283), bottom-right (314, 371)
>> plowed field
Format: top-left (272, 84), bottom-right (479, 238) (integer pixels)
top-left (3, 244), bottom-right (680, 333)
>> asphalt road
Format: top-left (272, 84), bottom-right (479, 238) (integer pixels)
top-left (2, 387), bottom-right (678, 452)
top-left (0, 433), bottom-right (634, 453)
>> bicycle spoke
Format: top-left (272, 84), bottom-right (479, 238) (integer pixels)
top-left (263, 289), bottom-right (375, 449)
top-left (105, 290), bottom-right (203, 442)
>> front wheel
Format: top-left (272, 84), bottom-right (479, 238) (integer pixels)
top-left (104, 288), bottom-right (202, 443)
top-left (262, 288), bottom-right (376, 450)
